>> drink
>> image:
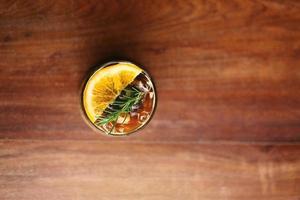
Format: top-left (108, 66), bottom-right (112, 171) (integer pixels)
top-left (81, 61), bottom-right (156, 136)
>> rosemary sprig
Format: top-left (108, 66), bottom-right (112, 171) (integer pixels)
top-left (95, 86), bottom-right (144, 134)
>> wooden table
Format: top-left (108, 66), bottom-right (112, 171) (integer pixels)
top-left (1, 0), bottom-right (300, 199)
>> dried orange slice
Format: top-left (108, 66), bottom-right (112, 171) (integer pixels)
top-left (83, 62), bottom-right (142, 123)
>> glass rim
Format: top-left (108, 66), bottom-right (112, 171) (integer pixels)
top-left (79, 60), bottom-right (157, 136)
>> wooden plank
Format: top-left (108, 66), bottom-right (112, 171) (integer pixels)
top-left (0, 0), bottom-right (300, 142)
top-left (0, 140), bottom-right (299, 200)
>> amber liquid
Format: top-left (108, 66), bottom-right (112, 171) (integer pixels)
top-left (98, 72), bottom-right (155, 135)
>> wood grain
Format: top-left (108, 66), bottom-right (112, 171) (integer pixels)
top-left (0, 1), bottom-right (300, 199)
top-left (1, 140), bottom-right (300, 200)
top-left (0, 0), bottom-right (299, 142)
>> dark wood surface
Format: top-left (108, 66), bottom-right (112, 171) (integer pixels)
top-left (0, 0), bottom-right (300, 199)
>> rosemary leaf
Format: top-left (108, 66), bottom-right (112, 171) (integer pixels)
top-left (95, 85), bottom-right (144, 134)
